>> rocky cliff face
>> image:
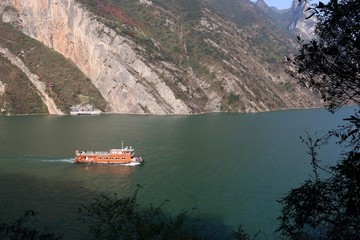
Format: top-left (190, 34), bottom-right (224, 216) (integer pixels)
top-left (0, 0), bottom-right (320, 115)
top-left (287, 0), bottom-right (317, 39)
top-left (254, 0), bottom-right (316, 39)
top-left (254, 0), bottom-right (269, 11)
top-left (1, 0), bottom-right (189, 114)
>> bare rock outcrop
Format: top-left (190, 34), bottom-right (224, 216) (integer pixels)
top-left (1, 0), bottom-right (321, 115)
top-left (1, 0), bottom-right (190, 114)
top-left (288, 0), bottom-right (317, 39)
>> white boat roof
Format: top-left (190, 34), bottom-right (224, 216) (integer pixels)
top-left (110, 148), bottom-right (134, 152)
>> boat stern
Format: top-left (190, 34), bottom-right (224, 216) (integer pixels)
top-left (132, 156), bottom-right (144, 164)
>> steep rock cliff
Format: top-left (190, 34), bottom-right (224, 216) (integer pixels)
top-left (1, 0), bottom-right (189, 114)
top-left (0, 0), bottom-right (321, 115)
top-left (254, 0), bottom-right (317, 40)
top-left (287, 0), bottom-right (317, 39)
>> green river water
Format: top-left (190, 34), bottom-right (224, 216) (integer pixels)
top-left (0, 107), bottom-right (355, 239)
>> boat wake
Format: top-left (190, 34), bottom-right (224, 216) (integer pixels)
top-left (122, 162), bottom-right (141, 166)
top-left (42, 158), bottom-right (74, 163)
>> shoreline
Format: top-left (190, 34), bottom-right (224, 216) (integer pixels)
top-left (0, 106), bottom-right (337, 117)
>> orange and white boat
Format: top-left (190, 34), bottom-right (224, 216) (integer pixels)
top-left (74, 144), bottom-right (144, 165)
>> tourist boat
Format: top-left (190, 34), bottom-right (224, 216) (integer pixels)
top-left (70, 104), bottom-right (101, 115)
top-left (74, 144), bottom-right (144, 165)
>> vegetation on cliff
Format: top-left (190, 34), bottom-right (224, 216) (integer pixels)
top-left (0, 22), bottom-right (108, 115)
top-left (1, 0), bottom-right (321, 114)
top-left (75, 0), bottom-right (319, 113)
top-left (0, 54), bottom-right (47, 115)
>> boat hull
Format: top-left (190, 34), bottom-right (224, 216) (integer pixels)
top-left (74, 156), bottom-right (144, 164)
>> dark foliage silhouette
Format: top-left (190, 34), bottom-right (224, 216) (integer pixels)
top-left (280, 0), bottom-right (360, 239)
top-left (287, 0), bottom-right (359, 111)
top-left (0, 210), bottom-right (61, 240)
top-left (78, 185), bottom-right (252, 240)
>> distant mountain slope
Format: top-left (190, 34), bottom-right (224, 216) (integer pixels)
top-left (254, 0), bottom-right (291, 28)
top-left (254, 0), bottom-right (317, 39)
top-left (206, 0), bottom-right (296, 62)
top-left (287, 0), bottom-right (317, 38)
top-left (0, 0), bottom-right (320, 115)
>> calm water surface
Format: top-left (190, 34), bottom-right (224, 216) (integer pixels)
top-left (0, 108), bottom-right (355, 239)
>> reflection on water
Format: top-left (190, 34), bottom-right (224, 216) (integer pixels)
top-left (0, 172), bottom-right (92, 239)
top-left (83, 164), bottom-right (135, 176)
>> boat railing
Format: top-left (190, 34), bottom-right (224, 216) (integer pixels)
top-left (78, 149), bottom-right (135, 156)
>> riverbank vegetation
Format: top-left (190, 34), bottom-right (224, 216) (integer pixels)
top-left (279, 0), bottom-right (360, 239)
